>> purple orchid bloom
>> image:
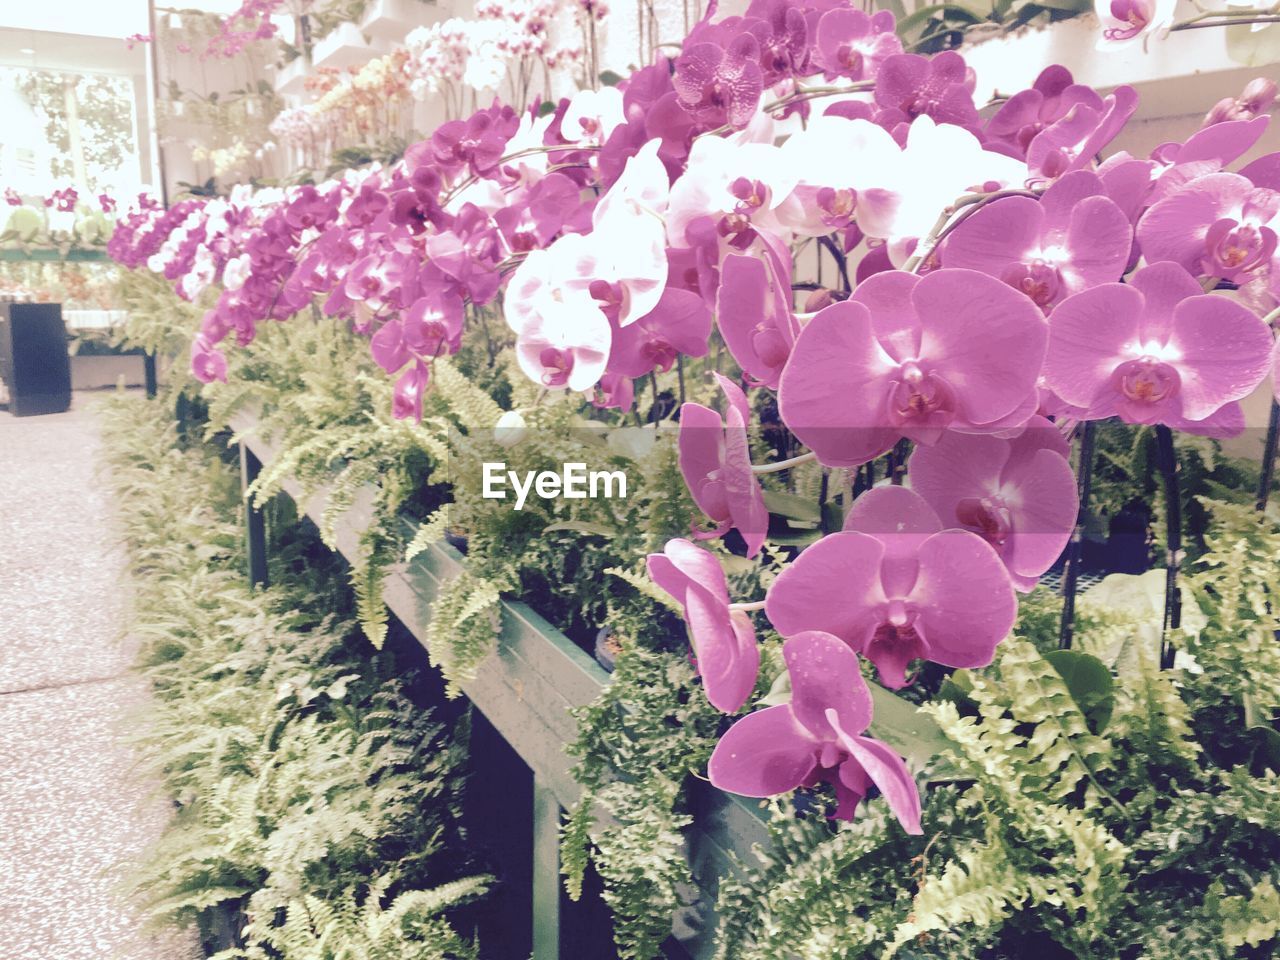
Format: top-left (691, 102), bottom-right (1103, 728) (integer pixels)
top-left (743, 0), bottom-right (808, 86)
top-left (716, 252), bottom-right (798, 390)
top-left (425, 203), bottom-right (503, 306)
top-left (813, 8), bottom-right (901, 82)
top-left (1137, 173), bottom-right (1280, 284)
top-left (392, 359), bottom-right (430, 424)
top-left (941, 170), bottom-right (1133, 310)
top-left (431, 103), bottom-right (520, 177)
top-left (647, 538), bottom-right (761, 713)
top-left (678, 373), bottom-right (769, 558)
top-left (873, 52), bottom-right (979, 131)
top-left (909, 418), bottom-right (1078, 592)
top-left (190, 333), bottom-right (228, 384)
top-left (1026, 86), bottom-right (1139, 181)
top-left (284, 184), bottom-right (339, 234)
top-left (370, 288), bottom-right (465, 375)
top-left (608, 286), bottom-right (712, 379)
top-left (1043, 261), bottom-right (1274, 432)
top-left (672, 33), bottom-right (764, 131)
top-left (708, 630), bottom-right (922, 832)
top-left (765, 486), bottom-right (1018, 689)
top-left (985, 66), bottom-right (1105, 160)
top-left (1204, 78), bottom-right (1279, 127)
top-left (778, 269), bottom-right (1048, 467)
top-left (493, 173), bottom-right (591, 253)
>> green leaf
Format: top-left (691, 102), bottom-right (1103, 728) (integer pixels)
top-left (599, 70), bottom-right (624, 86)
top-left (543, 520), bottom-right (616, 538)
top-left (1045, 649), bottom-right (1115, 734)
top-left (867, 683), bottom-right (951, 771)
top-left (763, 488), bottom-right (821, 522)
top-left (896, 2), bottom-right (984, 38)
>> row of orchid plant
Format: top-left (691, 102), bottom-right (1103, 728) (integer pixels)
top-left (3, 187), bottom-right (124, 251)
top-left (107, 0), bottom-right (1280, 834)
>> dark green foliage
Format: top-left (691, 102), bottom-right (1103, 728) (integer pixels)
top-left (100, 395), bottom-right (487, 959)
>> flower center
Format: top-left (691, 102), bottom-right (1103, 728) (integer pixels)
top-left (955, 497), bottom-right (1013, 547)
top-left (1116, 356), bottom-right (1179, 405)
top-left (817, 187), bottom-right (857, 227)
top-left (641, 338), bottom-right (678, 372)
top-left (539, 347), bottom-right (574, 387)
top-left (838, 45), bottom-right (863, 74)
top-left (1000, 259), bottom-right (1061, 309)
top-left (730, 177), bottom-right (770, 217)
top-left (1204, 218), bottom-right (1277, 278)
top-left (887, 362), bottom-right (955, 428)
top-left (751, 324), bottom-right (789, 367)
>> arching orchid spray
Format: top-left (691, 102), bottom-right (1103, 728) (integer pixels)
top-left (108, 0), bottom-right (1280, 827)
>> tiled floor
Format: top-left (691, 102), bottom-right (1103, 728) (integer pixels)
top-left (0, 398), bottom-right (198, 960)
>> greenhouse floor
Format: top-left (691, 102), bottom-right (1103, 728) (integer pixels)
top-left (0, 398), bottom-right (198, 960)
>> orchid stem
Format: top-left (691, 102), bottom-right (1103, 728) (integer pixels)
top-left (676, 354), bottom-right (686, 407)
top-left (729, 600), bottom-right (767, 612)
top-left (890, 439), bottom-right (910, 485)
top-left (818, 234), bottom-right (851, 292)
top-left (1155, 425), bottom-right (1183, 670)
top-left (1058, 420), bottom-right (1097, 650)
top-left (752, 450), bottom-right (817, 474)
top-left (1257, 400), bottom-right (1280, 512)
top-left (818, 468), bottom-right (833, 533)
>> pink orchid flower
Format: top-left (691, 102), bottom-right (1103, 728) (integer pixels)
top-left (778, 269), bottom-right (1048, 467)
top-left (873, 51), bottom-right (979, 131)
top-left (1026, 86), bottom-right (1138, 181)
top-left (392, 359), bottom-right (430, 423)
top-left (1094, 0), bottom-right (1175, 46)
top-left (370, 289), bottom-right (466, 375)
top-left (985, 66), bottom-right (1104, 161)
top-left (908, 418), bottom-right (1078, 592)
top-left (679, 373), bottom-right (769, 558)
top-left (766, 486), bottom-right (1017, 689)
top-left (190, 334), bottom-right (228, 384)
top-left (941, 171), bottom-right (1132, 311)
top-left (708, 630), bottom-right (922, 832)
top-left (608, 286), bottom-right (712, 380)
top-left (647, 538), bottom-right (761, 713)
top-left (812, 8), bottom-right (901, 82)
top-left (672, 33), bottom-right (765, 131)
top-left (716, 252), bottom-right (798, 389)
top-left (1043, 261), bottom-right (1274, 432)
top-left (665, 135), bottom-right (797, 254)
top-left (1137, 173), bottom-right (1280, 284)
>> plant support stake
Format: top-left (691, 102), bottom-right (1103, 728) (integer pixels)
top-left (1059, 420), bottom-right (1097, 650)
top-left (1155, 425), bottom-right (1182, 669)
top-left (1258, 399), bottom-right (1279, 512)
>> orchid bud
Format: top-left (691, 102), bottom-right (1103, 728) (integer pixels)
top-left (803, 288), bottom-right (837, 312)
top-left (1241, 77), bottom-right (1279, 115)
top-left (494, 410), bottom-right (528, 448)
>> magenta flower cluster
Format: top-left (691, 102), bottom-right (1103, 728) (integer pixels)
top-left (108, 0), bottom-right (1280, 830)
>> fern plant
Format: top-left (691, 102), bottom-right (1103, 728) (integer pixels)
top-left (100, 394), bottom-right (488, 959)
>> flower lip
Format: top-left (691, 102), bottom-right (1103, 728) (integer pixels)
top-left (1114, 356), bottom-right (1180, 405)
